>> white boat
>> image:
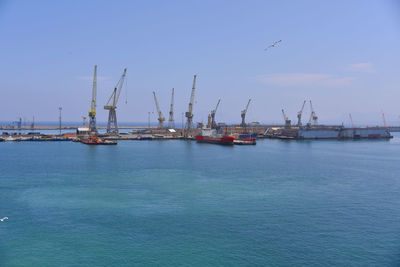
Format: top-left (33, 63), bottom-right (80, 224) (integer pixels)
top-left (5, 136), bottom-right (19, 142)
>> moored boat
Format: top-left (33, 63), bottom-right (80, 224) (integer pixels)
top-left (234, 133), bottom-right (257, 145)
top-left (79, 138), bottom-right (117, 145)
top-left (4, 136), bottom-right (20, 142)
top-left (80, 138), bottom-right (117, 145)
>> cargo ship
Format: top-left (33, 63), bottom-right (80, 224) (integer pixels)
top-left (195, 128), bottom-right (235, 145)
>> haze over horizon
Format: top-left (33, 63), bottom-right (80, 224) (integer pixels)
top-left (1, 0), bottom-right (399, 126)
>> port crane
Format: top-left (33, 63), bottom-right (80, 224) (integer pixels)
top-left (210, 99), bottom-right (221, 129)
top-left (349, 113), bottom-right (354, 128)
top-left (281, 109), bottom-right (291, 128)
top-left (185, 75), bottom-right (197, 138)
top-left (308, 100), bottom-right (318, 126)
top-left (381, 110), bottom-right (387, 127)
top-left (104, 68), bottom-right (127, 135)
top-left (153, 91), bottom-right (165, 128)
top-left (88, 65), bottom-right (98, 137)
top-left (168, 88), bottom-right (175, 129)
top-left (241, 99), bottom-right (251, 127)
top-left (82, 116), bottom-right (88, 126)
top-left (296, 100), bottom-right (306, 127)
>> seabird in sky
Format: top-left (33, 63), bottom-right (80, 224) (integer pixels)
top-left (264, 40), bottom-right (282, 51)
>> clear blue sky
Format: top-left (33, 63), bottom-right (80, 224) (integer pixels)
top-left (0, 0), bottom-right (399, 125)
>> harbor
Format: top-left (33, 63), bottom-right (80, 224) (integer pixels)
top-left (1, 67), bottom-right (397, 145)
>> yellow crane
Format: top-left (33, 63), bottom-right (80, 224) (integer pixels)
top-left (88, 65), bottom-right (98, 137)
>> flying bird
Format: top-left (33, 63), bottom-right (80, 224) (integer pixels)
top-left (264, 40), bottom-right (282, 51)
top-left (0, 217), bottom-right (8, 222)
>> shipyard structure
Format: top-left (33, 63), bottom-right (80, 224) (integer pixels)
top-left (265, 126), bottom-right (392, 140)
top-left (0, 68), bottom-right (396, 144)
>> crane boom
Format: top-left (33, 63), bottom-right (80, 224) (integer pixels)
top-left (214, 99), bottom-right (220, 113)
top-left (349, 113), bottom-right (354, 128)
top-left (168, 88), bottom-right (175, 129)
top-left (282, 109), bottom-right (291, 128)
top-left (185, 75), bottom-right (197, 137)
top-left (189, 75), bottom-right (196, 114)
top-left (297, 100), bottom-right (306, 126)
top-left (153, 91), bottom-right (165, 128)
top-left (105, 68), bottom-right (127, 109)
top-left (381, 110), bottom-right (387, 127)
top-left (89, 65), bottom-right (97, 116)
top-left (241, 99), bottom-right (251, 127)
top-left (210, 99), bottom-right (221, 129)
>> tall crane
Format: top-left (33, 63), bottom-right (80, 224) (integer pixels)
top-left (308, 100), bottom-right (318, 126)
top-left (185, 75), bottom-right (197, 137)
top-left (281, 109), bottom-right (291, 128)
top-left (210, 99), bottom-right (221, 129)
top-left (349, 113), bottom-right (354, 128)
top-left (296, 100), bottom-right (306, 127)
top-left (104, 68), bottom-right (127, 135)
top-left (381, 110), bottom-right (387, 127)
top-left (241, 99), bottom-right (251, 127)
top-left (153, 91), bottom-right (165, 128)
top-left (168, 88), bottom-right (175, 129)
top-left (82, 116), bottom-right (88, 126)
top-left (88, 65), bottom-right (98, 136)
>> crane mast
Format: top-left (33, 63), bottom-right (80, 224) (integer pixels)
top-left (210, 99), bottom-right (221, 129)
top-left (153, 91), bottom-right (165, 128)
top-left (349, 113), bottom-right (354, 128)
top-left (297, 100), bottom-right (306, 127)
top-left (282, 109), bottom-right (291, 128)
top-left (381, 111), bottom-right (387, 127)
top-left (241, 99), bottom-right (251, 127)
top-left (88, 65), bottom-right (98, 136)
top-left (168, 88), bottom-right (175, 129)
top-left (309, 100), bottom-right (318, 126)
top-left (104, 68), bottom-right (127, 135)
top-left (185, 75), bottom-right (197, 137)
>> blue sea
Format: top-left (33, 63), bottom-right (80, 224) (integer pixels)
top-left (1, 134), bottom-right (400, 266)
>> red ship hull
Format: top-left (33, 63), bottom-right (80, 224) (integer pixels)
top-left (195, 135), bottom-right (235, 145)
top-left (80, 139), bottom-right (117, 145)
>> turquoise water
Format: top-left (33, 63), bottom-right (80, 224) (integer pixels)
top-left (1, 134), bottom-right (400, 266)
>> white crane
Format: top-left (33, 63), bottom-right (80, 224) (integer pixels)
top-left (210, 99), bottom-right (221, 129)
top-left (297, 100), bottom-right (306, 127)
top-left (168, 88), bottom-right (175, 129)
top-left (281, 109), bottom-right (291, 128)
top-left (185, 75), bottom-right (197, 137)
top-left (82, 116), bottom-right (88, 126)
top-left (308, 100), bottom-right (318, 126)
top-left (88, 65), bottom-right (98, 136)
top-left (153, 91), bottom-right (165, 128)
top-left (349, 113), bottom-right (354, 128)
top-left (241, 99), bottom-right (251, 127)
top-left (381, 110), bottom-right (387, 127)
top-left (104, 68), bottom-right (127, 135)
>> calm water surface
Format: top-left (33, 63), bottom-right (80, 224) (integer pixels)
top-left (1, 134), bottom-right (400, 266)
